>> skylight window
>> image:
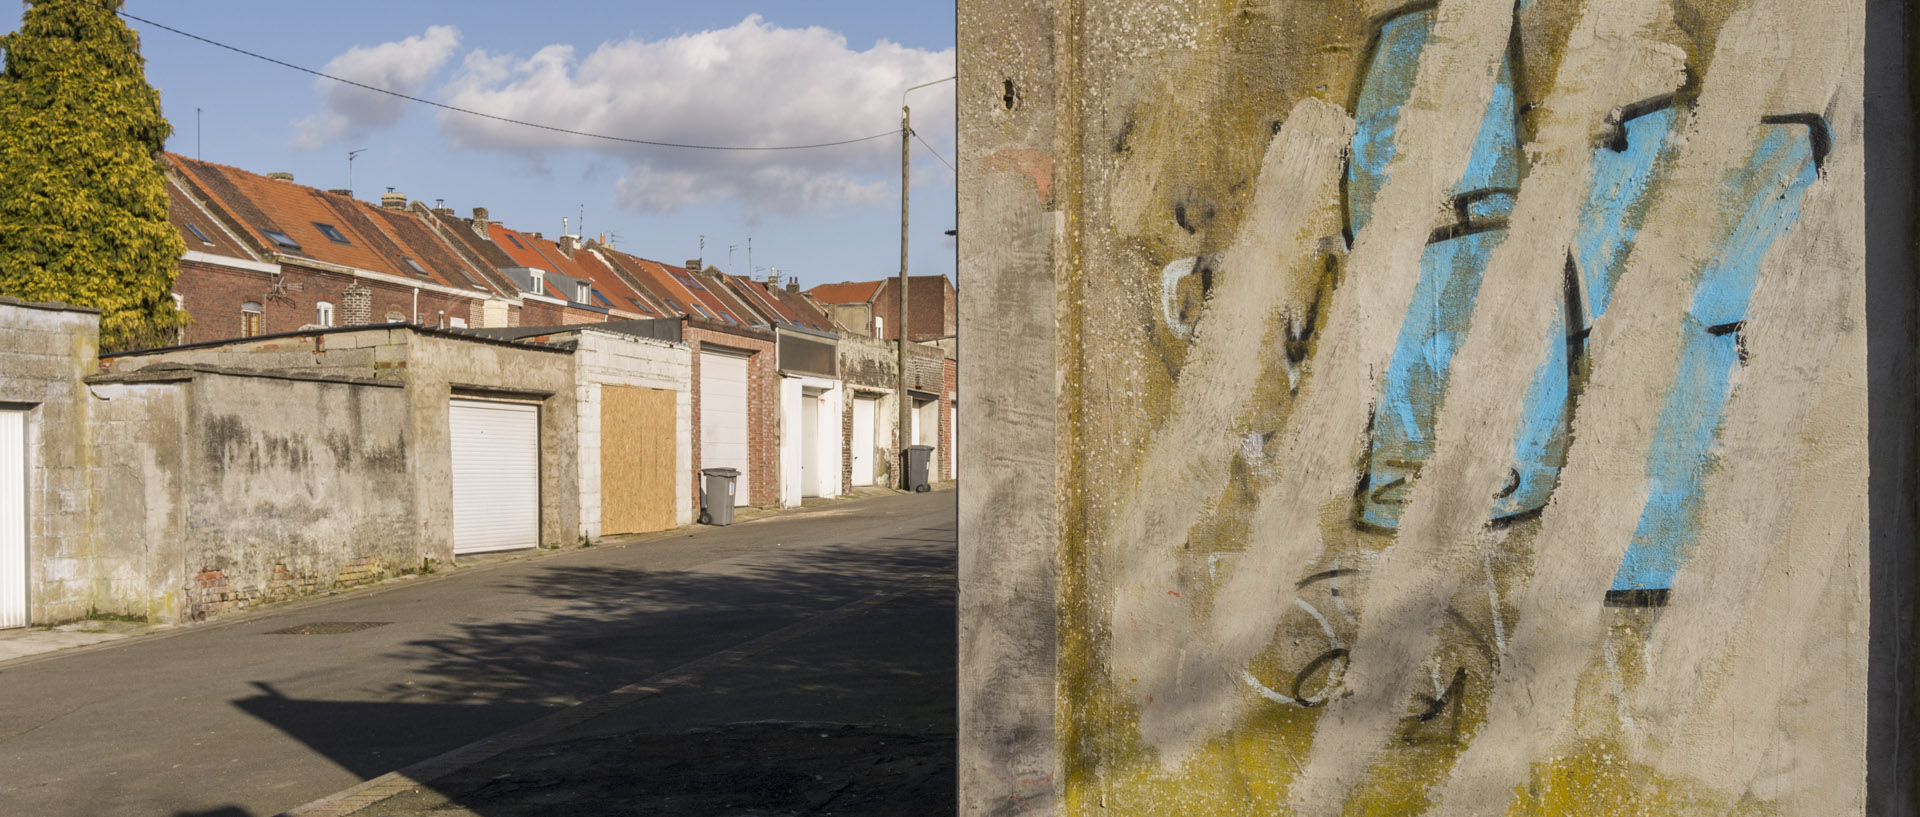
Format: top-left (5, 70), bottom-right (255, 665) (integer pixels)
top-left (262, 229), bottom-right (301, 252)
top-left (402, 257), bottom-right (429, 278)
top-left (184, 224), bottom-right (212, 245)
top-left (505, 233), bottom-right (525, 249)
top-left (312, 222), bottom-right (351, 245)
top-left (627, 298), bottom-right (654, 315)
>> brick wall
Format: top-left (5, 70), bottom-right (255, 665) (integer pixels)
top-left (943, 357), bottom-right (957, 481)
top-left (172, 258), bottom-right (486, 344)
top-left (684, 322), bottom-right (779, 509)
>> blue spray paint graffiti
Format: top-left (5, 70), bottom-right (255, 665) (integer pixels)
top-left (1350, 6), bottom-right (1568, 529)
top-left (1602, 120), bottom-right (1822, 593)
top-left (1343, 5), bottom-right (1824, 597)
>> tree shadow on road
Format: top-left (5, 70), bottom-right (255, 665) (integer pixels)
top-left (237, 525), bottom-right (957, 816)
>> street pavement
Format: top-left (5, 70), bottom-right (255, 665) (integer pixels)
top-left (0, 488), bottom-right (957, 817)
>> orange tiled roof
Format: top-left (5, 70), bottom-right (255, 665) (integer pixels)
top-left (487, 224), bottom-right (657, 314)
top-left (164, 154), bottom-right (499, 296)
top-left (725, 275), bottom-right (837, 333)
top-left (808, 280), bottom-right (885, 305)
top-left (166, 176), bottom-right (257, 262)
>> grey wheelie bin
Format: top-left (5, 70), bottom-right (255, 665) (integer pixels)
top-left (905, 445), bottom-right (934, 493)
top-left (699, 467), bottom-right (740, 525)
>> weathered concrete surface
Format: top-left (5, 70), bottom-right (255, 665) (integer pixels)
top-left (957, 1), bottom-right (1061, 813)
top-left (87, 366), bottom-right (413, 624)
top-left (103, 326), bottom-right (581, 559)
top-left (0, 300), bottom-right (99, 625)
top-left (959, 0), bottom-right (1909, 814)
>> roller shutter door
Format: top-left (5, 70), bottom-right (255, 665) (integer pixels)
top-left (450, 399), bottom-right (540, 554)
top-left (0, 410), bottom-right (24, 629)
top-left (700, 350), bottom-right (751, 506)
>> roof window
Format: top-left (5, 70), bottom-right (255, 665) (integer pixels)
top-left (312, 222), bottom-right (351, 245)
top-left (184, 224), bottom-right (212, 245)
top-left (402, 257), bottom-right (430, 278)
top-left (505, 233), bottom-right (525, 249)
top-left (262, 229), bottom-right (302, 252)
top-left (627, 298), bottom-right (654, 315)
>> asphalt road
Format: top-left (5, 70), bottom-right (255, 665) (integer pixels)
top-left (0, 489), bottom-right (957, 817)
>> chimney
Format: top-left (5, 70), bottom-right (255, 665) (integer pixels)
top-left (380, 188), bottom-right (406, 210)
top-left (471, 207), bottom-right (490, 235)
top-left (266, 172), bottom-right (294, 182)
top-left (557, 235), bottom-right (578, 256)
top-left (432, 206), bottom-right (455, 218)
top-left (326, 188), bottom-right (352, 197)
top-left (786, 277), bottom-right (800, 293)
top-left (686, 259), bottom-right (703, 273)
top-left (766, 271), bottom-right (780, 285)
top-left (530, 231), bottom-right (543, 240)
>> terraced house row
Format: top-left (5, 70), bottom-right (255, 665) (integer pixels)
top-left (0, 156), bottom-right (956, 628)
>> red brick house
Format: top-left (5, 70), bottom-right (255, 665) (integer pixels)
top-left (164, 155), bottom-right (517, 343)
top-left (808, 275), bottom-right (957, 342)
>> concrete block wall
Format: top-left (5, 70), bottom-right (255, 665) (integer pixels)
top-left (0, 300), bottom-right (101, 624)
top-left (959, 0), bottom-right (1912, 814)
top-left (573, 330), bottom-right (694, 538)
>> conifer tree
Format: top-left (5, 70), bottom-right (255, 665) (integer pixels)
top-left (0, 0), bottom-right (185, 350)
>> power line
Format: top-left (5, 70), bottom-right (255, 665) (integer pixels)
top-left (105, 5), bottom-right (904, 152)
top-left (911, 129), bottom-right (955, 172)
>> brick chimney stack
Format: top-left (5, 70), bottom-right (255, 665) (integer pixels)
top-left (686, 259), bottom-right (702, 272)
top-left (380, 189), bottom-right (406, 210)
top-left (471, 207), bottom-right (490, 236)
top-left (267, 172), bottom-right (294, 182)
top-left (787, 277), bottom-right (800, 293)
top-left (558, 235), bottom-right (578, 256)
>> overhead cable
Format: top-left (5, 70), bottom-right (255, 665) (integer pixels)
top-left (105, 5), bottom-right (904, 152)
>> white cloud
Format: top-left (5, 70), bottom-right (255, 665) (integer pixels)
top-left (436, 15), bottom-right (954, 214)
top-left (295, 26), bottom-right (462, 149)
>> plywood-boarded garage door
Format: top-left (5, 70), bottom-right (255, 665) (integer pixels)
top-left (0, 410), bottom-right (24, 629)
top-left (602, 386), bottom-right (677, 535)
top-left (700, 350), bottom-right (751, 506)
top-left (450, 399), bottom-right (540, 554)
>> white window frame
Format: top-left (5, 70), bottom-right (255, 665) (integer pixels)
top-left (315, 300), bottom-right (335, 327)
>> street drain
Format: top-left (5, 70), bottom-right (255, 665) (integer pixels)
top-left (267, 621), bottom-right (391, 635)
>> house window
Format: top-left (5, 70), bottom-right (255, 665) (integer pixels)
top-left (449, 316), bottom-right (467, 329)
top-left (171, 292), bottom-right (184, 311)
top-left (262, 229), bottom-right (301, 252)
top-left (241, 302), bottom-right (262, 337)
top-left (315, 300), bottom-right (335, 327)
top-left (312, 222), bottom-right (351, 245)
top-left (575, 282), bottom-right (590, 303)
top-left (528, 269), bottom-right (545, 293)
top-left (874, 316), bottom-right (884, 339)
top-left (184, 224), bottom-right (212, 245)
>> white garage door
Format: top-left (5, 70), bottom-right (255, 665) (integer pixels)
top-left (0, 410), bottom-right (24, 629)
top-left (450, 399), bottom-right (540, 554)
top-left (700, 350), bottom-right (751, 506)
top-left (850, 396), bottom-right (876, 487)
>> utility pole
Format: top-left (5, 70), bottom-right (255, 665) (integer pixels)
top-left (898, 76), bottom-right (954, 489)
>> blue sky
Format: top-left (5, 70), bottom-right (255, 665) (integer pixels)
top-left (4, 1), bottom-right (957, 289)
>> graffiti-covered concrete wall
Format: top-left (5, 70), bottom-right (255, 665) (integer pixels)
top-left (958, 0), bottom-right (1916, 814)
